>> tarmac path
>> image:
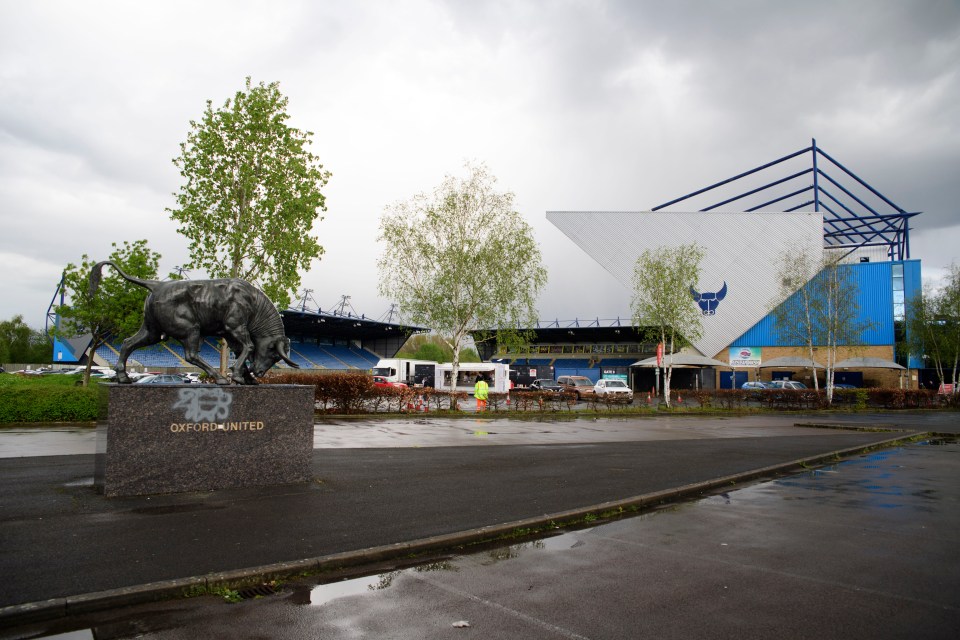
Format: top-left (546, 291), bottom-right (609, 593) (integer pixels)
top-left (0, 412), bottom-right (956, 637)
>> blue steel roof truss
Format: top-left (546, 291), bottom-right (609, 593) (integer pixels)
top-left (651, 139), bottom-right (917, 260)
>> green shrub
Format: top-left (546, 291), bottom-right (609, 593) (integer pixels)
top-left (0, 382), bottom-right (99, 422)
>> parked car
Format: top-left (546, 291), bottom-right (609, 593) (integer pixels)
top-left (127, 371), bottom-right (161, 381)
top-left (373, 375), bottom-right (407, 389)
top-left (768, 380), bottom-right (807, 390)
top-left (594, 379), bottom-right (634, 400)
top-left (832, 383), bottom-right (857, 389)
top-left (134, 374), bottom-right (189, 385)
top-left (529, 379), bottom-right (562, 392)
top-left (741, 381), bottom-right (773, 390)
top-left (556, 375), bottom-right (597, 400)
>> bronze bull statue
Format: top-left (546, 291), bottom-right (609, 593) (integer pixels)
top-left (89, 261), bottom-right (299, 385)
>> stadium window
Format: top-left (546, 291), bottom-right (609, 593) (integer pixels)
top-left (892, 263), bottom-right (905, 321)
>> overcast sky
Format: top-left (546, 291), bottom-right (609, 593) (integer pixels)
top-left (2, 0), bottom-right (958, 330)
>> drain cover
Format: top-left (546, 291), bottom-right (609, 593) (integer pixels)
top-left (238, 584), bottom-right (279, 600)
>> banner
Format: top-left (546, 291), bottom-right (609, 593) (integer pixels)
top-left (729, 346), bottom-right (761, 368)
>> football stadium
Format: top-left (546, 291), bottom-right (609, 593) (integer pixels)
top-left (52, 141), bottom-right (926, 391)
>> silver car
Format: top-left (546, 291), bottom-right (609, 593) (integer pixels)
top-left (594, 379), bottom-right (634, 400)
top-left (768, 380), bottom-right (807, 390)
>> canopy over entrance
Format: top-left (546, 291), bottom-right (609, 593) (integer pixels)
top-left (833, 357), bottom-right (906, 370)
top-left (632, 354), bottom-right (727, 368)
top-left (760, 356), bottom-right (825, 369)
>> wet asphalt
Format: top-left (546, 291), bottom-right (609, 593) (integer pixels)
top-left (0, 412), bottom-right (958, 638)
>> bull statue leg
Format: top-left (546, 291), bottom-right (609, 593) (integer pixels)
top-left (179, 332), bottom-right (229, 385)
top-left (224, 335), bottom-right (258, 385)
top-left (114, 324), bottom-right (163, 384)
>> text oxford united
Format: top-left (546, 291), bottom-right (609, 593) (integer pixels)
top-left (169, 422), bottom-right (266, 433)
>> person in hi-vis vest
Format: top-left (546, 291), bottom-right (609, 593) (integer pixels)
top-left (474, 375), bottom-right (489, 411)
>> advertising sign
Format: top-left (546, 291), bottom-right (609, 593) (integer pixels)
top-left (602, 369), bottom-right (627, 382)
top-left (729, 346), bottom-right (761, 368)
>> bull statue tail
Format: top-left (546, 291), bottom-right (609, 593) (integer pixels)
top-left (89, 260), bottom-right (161, 299)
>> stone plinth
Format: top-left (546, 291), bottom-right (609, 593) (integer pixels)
top-left (95, 384), bottom-right (314, 497)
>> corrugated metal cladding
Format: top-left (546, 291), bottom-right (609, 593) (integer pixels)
top-left (731, 260), bottom-right (921, 348)
top-left (546, 210), bottom-right (824, 357)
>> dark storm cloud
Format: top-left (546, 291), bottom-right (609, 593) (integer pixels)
top-left (0, 0), bottom-right (957, 327)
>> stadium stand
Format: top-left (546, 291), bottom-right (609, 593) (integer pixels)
top-left (597, 358), bottom-right (637, 367)
top-left (554, 358), bottom-right (591, 369)
top-left (75, 308), bottom-right (425, 374)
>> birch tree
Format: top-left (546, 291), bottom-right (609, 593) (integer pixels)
top-left (772, 254), bottom-right (873, 404)
top-left (771, 248), bottom-right (822, 390)
top-left (631, 244), bottom-right (704, 408)
top-left (377, 163), bottom-right (547, 407)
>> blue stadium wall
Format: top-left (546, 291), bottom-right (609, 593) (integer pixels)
top-left (730, 260), bottom-right (921, 361)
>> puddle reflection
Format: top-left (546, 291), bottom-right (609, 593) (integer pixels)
top-left (297, 561), bottom-right (456, 606)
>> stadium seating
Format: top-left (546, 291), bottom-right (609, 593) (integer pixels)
top-left (597, 358), bottom-right (637, 367)
top-left (554, 358), bottom-right (592, 369)
top-left (93, 337), bottom-right (382, 373)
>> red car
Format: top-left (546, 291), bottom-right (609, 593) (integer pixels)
top-left (372, 376), bottom-right (407, 389)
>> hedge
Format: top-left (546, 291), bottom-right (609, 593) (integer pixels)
top-left (0, 384), bottom-right (99, 423)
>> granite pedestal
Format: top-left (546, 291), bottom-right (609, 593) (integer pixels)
top-left (95, 384), bottom-right (314, 497)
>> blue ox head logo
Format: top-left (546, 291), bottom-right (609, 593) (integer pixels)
top-left (690, 282), bottom-right (727, 316)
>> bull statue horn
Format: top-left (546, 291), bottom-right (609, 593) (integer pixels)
top-left (278, 338), bottom-right (300, 369)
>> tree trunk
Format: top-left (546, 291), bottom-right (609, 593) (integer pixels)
top-left (82, 338), bottom-right (100, 388)
top-left (662, 334), bottom-right (674, 408)
top-left (220, 339), bottom-right (230, 378)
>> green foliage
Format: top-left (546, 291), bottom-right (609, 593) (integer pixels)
top-left (397, 334), bottom-right (481, 364)
top-left (378, 162), bottom-right (547, 402)
top-left (904, 264), bottom-right (960, 388)
top-left (458, 346), bottom-right (481, 363)
top-left (0, 316), bottom-right (50, 364)
top-left (631, 244), bottom-right (704, 348)
top-left (631, 243), bottom-right (704, 407)
top-left (412, 342), bottom-right (448, 362)
top-left (771, 253), bottom-right (875, 403)
top-left (0, 375), bottom-right (99, 423)
top-left (397, 334), bottom-right (452, 361)
top-left (168, 77), bottom-right (331, 309)
top-left (57, 240), bottom-right (161, 386)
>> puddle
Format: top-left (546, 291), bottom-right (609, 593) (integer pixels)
top-left (296, 561), bottom-right (456, 606)
top-left (34, 631), bottom-right (94, 640)
top-left (0, 427), bottom-right (97, 458)
top-left (63, 477), bottom-right (95, 487)
top-left (297, 573), bottom-right (393, 606)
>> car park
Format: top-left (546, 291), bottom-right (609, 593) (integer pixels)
top-left (594, 379), bottom-right (633, 400)
top-left (556, 375), bottom-right (597, 400)
top-left (529, 378), bottom-right (562, 392)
